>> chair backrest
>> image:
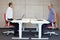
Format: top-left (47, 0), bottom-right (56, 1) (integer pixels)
top-left (4, 13), bottom-right (6, 21)
top-left (4, 13), bottom-right (8, 26)
top-left (4, 13), bottom-right (13, 27)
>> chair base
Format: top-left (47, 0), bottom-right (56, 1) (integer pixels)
top-left (44, 32), bottom-right (58, 36)
top-left (3, 31), bottom-right (14, 35)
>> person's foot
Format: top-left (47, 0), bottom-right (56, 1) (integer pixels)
top-left (34, 34), bottom-right (38, 37)
top-left (14, 33), bottom-right (18, 37)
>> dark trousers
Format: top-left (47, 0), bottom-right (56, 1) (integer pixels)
top-left (8, 18), bottom-right (19, 34)
top-left (42, 23), bottom-right (52, 35)
top-left (14, 23), bottom-right (19, 34)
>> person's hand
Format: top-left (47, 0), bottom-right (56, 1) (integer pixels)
top-left (54, 19), bottom-right (56, 22)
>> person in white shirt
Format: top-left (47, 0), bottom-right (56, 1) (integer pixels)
top-left (6, 2), bottom-right (19, 36)
top-left (6, 2), bottom-right (13, 20)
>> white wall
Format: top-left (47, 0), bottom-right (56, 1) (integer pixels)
top-left (13, 0), bottom-right (49, 19)
top-left (0, 0), bottom-right (8, 28)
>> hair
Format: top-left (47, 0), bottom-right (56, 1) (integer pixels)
top-left (50, 3), bottom-right (53, 7)
top-left (9, 2), bottom-right (12, 7)
top-left (48, 3), bottom-right (53, 8)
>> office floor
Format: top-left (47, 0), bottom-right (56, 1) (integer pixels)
top-left (0, 28), bottom-right (60, 40)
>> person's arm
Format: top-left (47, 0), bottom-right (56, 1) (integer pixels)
top-left (54, 12), bottom-right (56, 22)
top-left (53, 9), bottom-right (56, 22)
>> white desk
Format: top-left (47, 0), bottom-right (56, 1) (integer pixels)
top-left (11, 19), bottom-right (49, 39)
top-left (31, 19), bottom-right (49, 39)
top-left (11, 19), bottom-right (30, 39)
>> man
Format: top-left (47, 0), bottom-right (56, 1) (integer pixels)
top-left (6, 2), bottom-right (19, 36)
top-left (6, 2), bottom-right (13, 20)
top-left (42, 3), bottom-right (57, 35)
top-left (48, 4), bottom-right (56, 23)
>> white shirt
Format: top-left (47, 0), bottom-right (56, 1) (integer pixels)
top-left (6, 7), bottom-right (13, 20)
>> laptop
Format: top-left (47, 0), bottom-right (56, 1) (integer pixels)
top-left (16, 14), bottom-right (25, 20)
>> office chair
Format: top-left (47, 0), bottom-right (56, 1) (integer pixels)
top-left (44, 22), bottom-right (58, 36)
top-left (3, 13), bottom-right (14, 35)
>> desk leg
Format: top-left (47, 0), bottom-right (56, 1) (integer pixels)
top-left (19, 22), bottom-right (22, 38)
top-left (12, 22), bottom-right (29, 39)
top-left (31, 24), bottom-right (48, 40)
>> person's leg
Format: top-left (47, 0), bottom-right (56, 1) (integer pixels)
top-left (13, 23), bottom-right (19, 36)
top-left (48, 22), bottom-right (52, 28)
top-left (35, 24), bottom-right (48, 37)
top-left (42, 22), bottom-right (52, 34)
top-left (8, 19), bottom-right (19, 36)
top-left (42, 24), bottom-right (48, 35)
